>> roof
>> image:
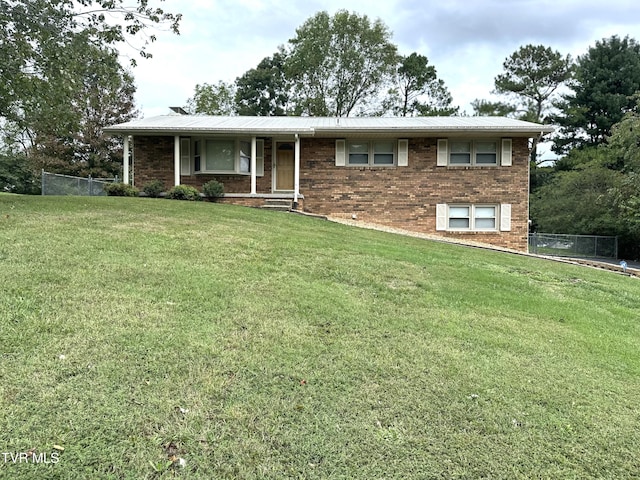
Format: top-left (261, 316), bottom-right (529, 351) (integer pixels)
top-left (104, 115), bottom-right (554, 137)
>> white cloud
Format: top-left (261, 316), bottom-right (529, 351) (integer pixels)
top-left (125, 0), bottom-right (640, 117)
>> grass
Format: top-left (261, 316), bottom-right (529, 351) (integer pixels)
top-left (0, 194), bottom-right (639, 479)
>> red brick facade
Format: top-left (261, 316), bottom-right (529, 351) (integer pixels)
top-left (132, 135), bottom-right (530, 251)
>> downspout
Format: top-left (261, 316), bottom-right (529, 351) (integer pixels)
top-left (294, 133), bottom-right (300, 209)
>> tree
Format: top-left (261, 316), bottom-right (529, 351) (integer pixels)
top-left (474, 45), bottom-right (572, 162)
top-left (607, 95), bottom-right (640, 172)
top-left (187, 82), bottom-right (237, 115)
top-left (382, 53), bottom-right (457, 116)
top-left (530, 147), bottom-right (624, 236)
top-left (3, 39), bottom-right (137, 180)
top-left (494, 45), bottom-right (572, 123)
top-left (285, 10), bottom-right (397, 117)
top-left (606, 99), bottom-right (640, 237)
top-left (0, 0), bottom-right (180, 121)
top-left (235, 50), bottom-right (291, 116)
top-left (471, 99), bottom-right (517, 117)
top-left (553, 35), bottom-right (640, 154)
top-left (0, 0), bottom-right (181, 188)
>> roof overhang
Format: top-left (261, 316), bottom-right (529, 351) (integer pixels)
top-left (103, 115), bottom-right (554, 138)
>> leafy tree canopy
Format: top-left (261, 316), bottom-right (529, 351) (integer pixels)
top-left (471, 99), bottom-right (518, 117)
top-left (235, 50), bottom-right (291, 116)
top-left (494, 44), bottom-right (573, 123)
top-left (553, 35), bottom-right (640, 154)
top-left (382, 53), bottom-right (458, 116)
top-left (0, 0), bottom-right (181, 190)
top-left (285, 10), bottom-right (398, 117)
top-left (187, 82), bottom-right (237, 115)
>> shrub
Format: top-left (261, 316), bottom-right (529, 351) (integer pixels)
top-left (142, 179), bottom-right (165, 198)
top-left (202, 180), bottom-right (224, 198)
top-left (167, 184), bottom-right (201, 201)
top-left (104, 182), bottom-right (139, 197)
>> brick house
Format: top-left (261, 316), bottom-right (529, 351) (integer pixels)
top-left (104, 114), bottom-right (552, 251)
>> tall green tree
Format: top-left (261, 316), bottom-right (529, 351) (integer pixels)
top-left (606, 99), bottom-right (640, 237)
top-left (471, 99), bottom-right (517, 117)
top-left (530, 147), bottom-right (623, 235)
top-left (2, 37), bottom-right (137, 180)
top-left (187, 81), bottom-right (237, 115)
top-left (553, 35), bottom-right (640, 154)
top-left (530, 104), bottom-right (640, 258)
top-left (235, 51), bottom-right (291, 116)
top-left (494, 45), bottom-right (573, 123)
top-left (473, 45), bottom-right (572, 163)
top-left (0, 0), bottom-right (180, 189)
top-left (382, 53), bottom-right (457, 116)
top-left (285, 10), bottom-right (397, 116)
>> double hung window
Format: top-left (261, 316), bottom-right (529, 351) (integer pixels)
top-left (446, 205), bottom-right (498, 231)
top-left (449, 140), bottom-right (497, 165)
top-left (347, 141), bottom-right (396, 166)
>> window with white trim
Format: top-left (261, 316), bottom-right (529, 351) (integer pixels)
top-left (436, 204), bottom-right (511, 232)
top-left (448, 205), bottom-right (496, 230)
top-left (449, 140), bottom-right (497, 165)
top-left (191, 138), bottom-right (263, 175)
top-left (437, 138), bottom-right (514, 167)
top-left (239, 141), bottom-right (251, 174)
top-left (347, 140), bottom-right (396, 166)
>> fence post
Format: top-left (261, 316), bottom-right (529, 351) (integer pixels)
top-left (41, 169), bottom-right (45, 196)
top-left (89, 175), bottom-right (93, 196)
top-left (594, 236), bottom-right (598, 258)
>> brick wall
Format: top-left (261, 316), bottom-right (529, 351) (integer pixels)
top-left (133, 136), bottom-right (273, 193)
top-left (133, 135), bottom-right (530, 251)
top-left (299, 137), bottom-right (530, 251)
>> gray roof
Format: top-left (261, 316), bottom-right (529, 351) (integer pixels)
top-left (104, 115), bottom-right (553, 137)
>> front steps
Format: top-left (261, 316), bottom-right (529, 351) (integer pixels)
top-left (261, 198), bottom-right (292, 211)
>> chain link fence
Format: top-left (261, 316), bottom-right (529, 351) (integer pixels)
top-left (529, 233), bottom-right (618, 259)
top-left (41, 171), bottom-right (118, 196)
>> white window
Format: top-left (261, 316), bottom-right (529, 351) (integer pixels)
top-left (192, 138), bottom-right (263, 175)
top-left (347, 140), bottom-right (396, 166)
top-left (205, 139), bottom-right (235, 172)
top-left (180, 138), bottom-right (191, 175)
top-left (436, 204), bottom-right (508, 231)
top-left (475, 141), bottom-right (498, 165)
top-left (438, 139), bottom-right (507, 166)
top-left (449, 140), bottom-right (497, 165)
top-left (239, 141), bottom-right (251, 174)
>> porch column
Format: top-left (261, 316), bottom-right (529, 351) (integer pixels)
top-left (174, 135), bottom-right (180, 186)
top-left (123, 135), bottom-right (130, 184)
top-left (251, 136), bottom-right (257, 194)
top-left (294, 134), bottom-right (300, 209)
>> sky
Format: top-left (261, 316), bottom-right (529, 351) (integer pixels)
top-left (127, 0), bottom-right (640, 134)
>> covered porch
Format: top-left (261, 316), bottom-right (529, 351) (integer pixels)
top-left (121, 134), bottom-right (304, 209)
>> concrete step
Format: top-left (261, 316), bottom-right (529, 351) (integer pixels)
top-left (262, 199), bottom-right (292, 211)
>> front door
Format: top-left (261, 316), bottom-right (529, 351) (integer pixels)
top-left (275, 144), bottom-right (294, 191)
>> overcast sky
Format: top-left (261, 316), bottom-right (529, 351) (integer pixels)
top-left (127, 0), bottom-right (640, 122)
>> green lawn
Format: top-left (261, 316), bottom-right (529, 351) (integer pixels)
top-left (1, 194), bottom-right (639, 479)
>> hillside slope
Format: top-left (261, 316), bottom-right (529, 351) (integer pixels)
top-left (1, 195), bottom-right (639, 479)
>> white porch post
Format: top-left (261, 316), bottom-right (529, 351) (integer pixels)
top-left (123, 135), bottom-right (130, 184)
top-left (251, 136), bottom-right (257, 195)
top-left (294, 134), bottom-right (300, 208)
top-left (173, 135), bottom-right (180, 186)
